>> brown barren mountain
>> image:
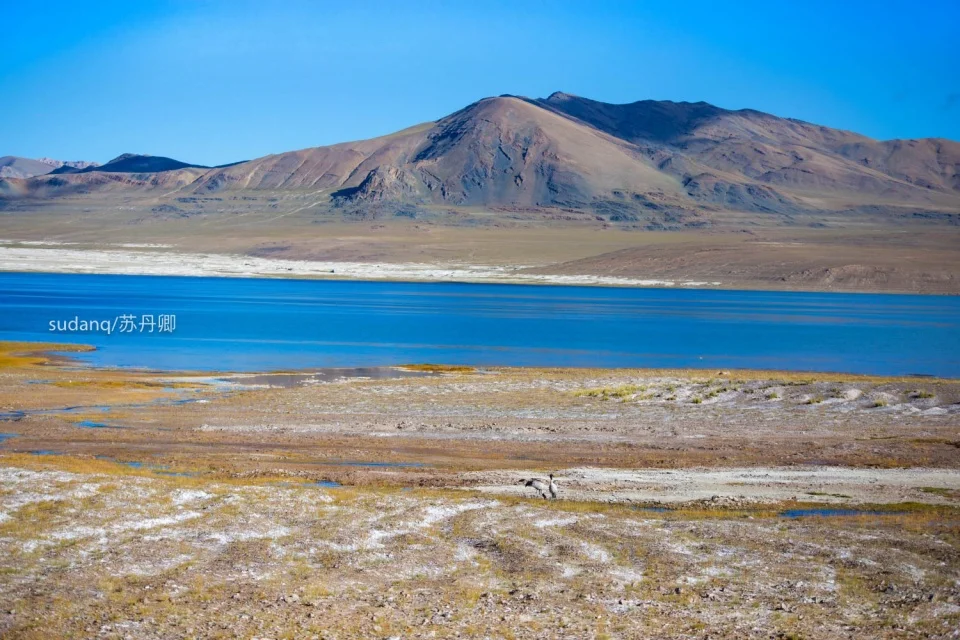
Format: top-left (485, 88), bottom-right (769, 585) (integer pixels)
top-left (1, 93), bottom-right (958, 293)
top-left (3, 93), bottom-right (959, 222)
top-left (536, 92), bottom-right (960, 215)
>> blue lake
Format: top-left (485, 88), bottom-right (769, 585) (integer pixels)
top-left (0, 272), bottom-right (958, 376)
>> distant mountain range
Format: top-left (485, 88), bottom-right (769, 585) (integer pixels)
top-left (50, 153), bottom-right (209, 175)
top-left (0, 156), bottom-right (98, 179)
top-left (2, 93), bottom-right (958, 226)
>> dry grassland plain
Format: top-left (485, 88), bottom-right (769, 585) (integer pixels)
top-left (0, 342), bottom-right (959, 638)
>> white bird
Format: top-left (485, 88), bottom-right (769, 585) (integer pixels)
top-left (521, 474), bottom-right (558, 499)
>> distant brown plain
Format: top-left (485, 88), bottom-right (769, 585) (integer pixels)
top-left (2, 200), bottom-right (958, 293)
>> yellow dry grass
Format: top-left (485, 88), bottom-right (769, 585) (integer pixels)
top-left (0, 341), bottom-right (93, 369)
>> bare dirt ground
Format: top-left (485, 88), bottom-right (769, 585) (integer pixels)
top-left (1, 343), bottom-right (959, 638)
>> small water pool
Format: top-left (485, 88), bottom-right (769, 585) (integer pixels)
top-left (779, 508), bottom-right (905, 518)
top-left (77, 420), bottom-right (121, 429)
top-left (93, 455), bottom-right (198, 476)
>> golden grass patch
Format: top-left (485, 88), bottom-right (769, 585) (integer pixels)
top-left (0, 341), bottom-right (94, 369)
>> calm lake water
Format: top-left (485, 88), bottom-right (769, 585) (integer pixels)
top-left (1, 272), bottom-right (957, 376)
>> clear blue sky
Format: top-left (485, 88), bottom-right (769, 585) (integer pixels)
top-left (2, 0), bottom-right (957, 166)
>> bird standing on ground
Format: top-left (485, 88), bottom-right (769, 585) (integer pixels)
top-left (521, 474), bottom-right (558, 499)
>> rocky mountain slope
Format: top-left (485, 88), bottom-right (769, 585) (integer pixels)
top-left (2, 93), bottom-right (958, 226)
top-left (537, 92), bottom-right (959, 206)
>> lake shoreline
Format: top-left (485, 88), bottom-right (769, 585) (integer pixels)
top-left (0, 245), bottom-right (722, 289)
top-left (4, 339), bottom-right (957, 383)
top-left (2, 243), bottom-right (958, 295)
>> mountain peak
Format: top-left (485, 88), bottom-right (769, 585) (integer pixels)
top-left (90, 154), bottom-right (207, 173)
top-left (545, 91), bottom-right (577, 102)
top-left (107, 153), bottom-right (141, 164)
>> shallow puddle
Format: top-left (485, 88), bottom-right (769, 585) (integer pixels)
top-left (0, 393), bottom-right (206, 423)
top-left (76, 420), bottom-right (122, 429)
top-left (310, 480), bottom-right (342, 488)
top-left (93, 455), bottom-right (198, 476)
top-left (779, 508), bottom-right (905, 518)
top-left (94, 456), bottom-right (151, 469)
